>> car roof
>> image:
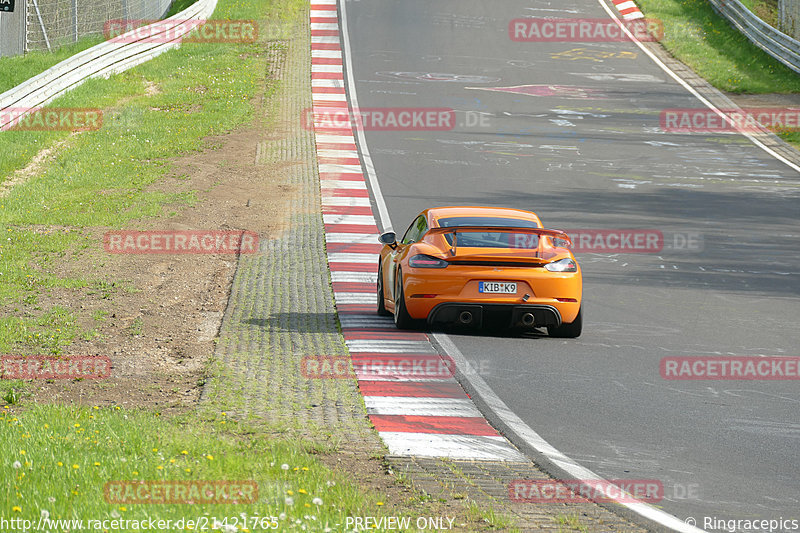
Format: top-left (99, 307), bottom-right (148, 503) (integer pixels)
top-left (425, 206), bottom-right (542, 225)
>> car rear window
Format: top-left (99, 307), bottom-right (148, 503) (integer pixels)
top-left (436, 217), bottom-right (540, 249)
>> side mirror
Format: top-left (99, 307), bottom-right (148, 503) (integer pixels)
top-left (378, 231), bottom-right (397, 248)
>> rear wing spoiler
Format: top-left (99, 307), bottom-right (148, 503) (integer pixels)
top-left (425, 226), bottom-right (572, 257)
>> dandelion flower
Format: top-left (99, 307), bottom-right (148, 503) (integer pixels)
top-left (281, 464), bottom-right (289, 471)
top-left (312, 497), bottom-right (323, 506)
top-left (12, 461), bottom-right (21, 469)
top-left (285, 497), bottom-right (294, 506)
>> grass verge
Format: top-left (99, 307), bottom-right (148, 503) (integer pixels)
top-left (2, 404), bottom-right (389, 529)
top-left (737, 0), bottom-right (779, 28)
top-left (0, 37), bottom-right (105, 95)
top-left (0, 0), bottom-right (280, 352)
top-left (637, 0), bottom-right (798, 93)
top-left (0, 1), bottom-right (200, 95)
top-left (636, 0), bottom-right (800, 148)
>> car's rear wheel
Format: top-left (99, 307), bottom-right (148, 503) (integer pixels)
top-left (393, 270), bottom-right (415, 330)
top-left (377, 262), bottom-right (391, 316)
top-left (547, 307), bottom-right (582, 338)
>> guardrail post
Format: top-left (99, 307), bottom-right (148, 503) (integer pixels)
top-left (30, 0), bottom-right (50, 50)
top-left (72, 0), bottom-right (77, 42)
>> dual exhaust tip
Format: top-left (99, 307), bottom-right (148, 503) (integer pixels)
top-left (457, 311), bottom-right (536, 327)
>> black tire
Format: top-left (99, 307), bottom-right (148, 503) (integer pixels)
top-left (377, 262), bottom-right (391, 316)
top-left (393, 270), bottom-right (415, 330)
top-left (548, 307), bottom-right (582, 338)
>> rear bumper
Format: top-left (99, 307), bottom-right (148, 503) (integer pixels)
top-left (427, 302), bottom-right (562, 328)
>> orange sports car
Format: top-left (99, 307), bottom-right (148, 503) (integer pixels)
top-left (377, 206), bottom-right (582, 337)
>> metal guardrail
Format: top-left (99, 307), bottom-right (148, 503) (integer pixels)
top-left (0, 0), bottom-right (217, 130)
top-left (709, 0), bottom-right (800, 75)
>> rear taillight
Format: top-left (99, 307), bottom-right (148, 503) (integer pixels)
top-left (544, 258), bottom-right (577, 272)
top-left (409, 254), bottom-right (448, 268)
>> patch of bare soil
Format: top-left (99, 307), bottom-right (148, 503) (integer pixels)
top-left (18, 96), bottom-right (292, 414)
top-left (0, 135), bottom-right (76, 198)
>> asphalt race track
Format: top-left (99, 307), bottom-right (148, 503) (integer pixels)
top-left (341, 0), bottom-right (800, 526)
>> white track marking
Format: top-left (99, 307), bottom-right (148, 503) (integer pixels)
top-left (322, 214), bottom-right (378, 225)
top-left (339, 0), bottom-right (393, 230)
top-left (320, 196), bottom-right (372, 206)
top-left (327, 252), bottom-right (379, 263)
top-left (379, 432), bottom-right (527, 461)
top-left (333, 292), bottom-right (376, 304)
top-left (364, 397), bottom-right (483, 417)
top-left (324, 232), bottom-right (379, 243)
top-left (338, 0), bottom-right (716, 528)
top-left (346, 340), bottom-right (437, 353)
top-left (318, 180), bottom-right (367, 190)
top-left (432, 333), bottom-right (707, 532)
top-left (330, 271), bottom-right (378, 283)
top-left (598, 0), bottom-right (800, 174)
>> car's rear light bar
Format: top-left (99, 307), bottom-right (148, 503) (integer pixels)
top-left (447, 260), bottom-right (546, 268)
top-left (409, 254), bottom-right (448, 268)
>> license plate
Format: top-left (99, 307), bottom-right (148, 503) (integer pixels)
top-left (478, 282), bottom-right (517, 294)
